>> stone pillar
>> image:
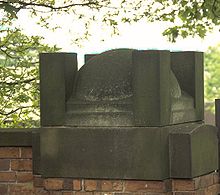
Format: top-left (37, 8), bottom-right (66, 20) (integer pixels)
top-left (40, 53), bottom-right (78, 126)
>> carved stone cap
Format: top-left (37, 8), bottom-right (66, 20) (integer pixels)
top-left (40, 49), bottom-right (204, 127)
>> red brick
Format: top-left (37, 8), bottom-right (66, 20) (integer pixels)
top-left (213, 172), bottom-right (219, 184)
top-left (33, 175), bottom-right (44, 187)
top-left (21, 147), bottom-right (32, 159)
top-left (62, 192), bottom-right (73, 195)
top-left (197, 173), bottom-right (214, 188)
top-left (84, 180), bottom-right (98, 191)
top-left (174, 192), bottom-right (196, 195)
top-left (11, 159), bottom-right (32, 171)
top-left (92, 193), bottom-right (101, 195)
top-left (44, 178), bottom-right (63, 190)
top-left (73, 179), bottom-right (82, 191)
top-left (114, 193), bottom-right (131, 195)
top-left (17, 172), bottom-right (33, 183)
top-left (195, 189), bottom-right (206, 195)
top-left (63, 179), bottom-right (73, 190)
top-left (0, 147), bottom-right (19, 158)
top-left (0, 172), bottom-right (16, 182)
top-left (8, 183), bottom-right (34, 195)
top-left (172, 179), bottom-right (196, 191)
top-left (206, 184), bottom-right (220, 194)
top-left (0, 159), bottom-right (10, 171)
top-left (101, 180), bottom-right (112, 191)
top-left (164, 179), bottom-right (172, 192)
top-left (75, 192), bottom-right (93, 195)
top-left (49, 191), bottom-right (63, 195)
top-left (112, 181), bottom-right (123, 191)
top-left (0, 184), bottom-right (8, 194)
top-left (114, 193), bottom-right (145, 195)
top-left (124, 180), bottom-right (166, 193)
top-left (101, 180), bottom-right (123, 191)
top-left (34, 187), bottom-right (49, 195)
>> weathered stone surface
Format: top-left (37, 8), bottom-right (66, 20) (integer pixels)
top-left (40, 49), bottom-right (204, 127)
top-left (40, 53), bottom-right (77, 126)
top-left (36, 49), bottom-right (218, 180)
top-left (0, 128), bottom-right (33, 146)
top-left (40, 126), bottom-right (170, 180)
top-left (169, 124), bottom-right (218, 178)
top-left (75, 49), bottom-right (134, 102)
top-left (39, 123), bottom-right (218, 180)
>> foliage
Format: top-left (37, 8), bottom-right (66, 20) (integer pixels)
top-left (0, 28), bottom-right (59, 127)
top-left (204, 44), bottom-right (220, 111)
top-left (1, 0), bottom-right (220, 127)
top-left (0, 0), bottom-right (220, 42)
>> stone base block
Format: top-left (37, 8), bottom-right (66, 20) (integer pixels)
top-left (38, 123), bottom-right (218, 180)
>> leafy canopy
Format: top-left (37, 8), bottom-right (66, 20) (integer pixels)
top-left (1, 0), bottom-right (220, 41)
top-left (0, 28), bottom-right (58, 127)
top-left (1, 0), bottom-right (220, 127)
top-left (204, 44), bottom-right (220, 111)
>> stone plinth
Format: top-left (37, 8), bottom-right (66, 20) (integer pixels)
top-left (39, 124), bottom-right (218, 180)
top-left (0, 130), bottom-right (219, 194)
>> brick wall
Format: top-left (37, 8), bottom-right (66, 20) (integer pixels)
top-left (0, 147), bottom-right (33, 195)
top-left (33, 174), bottom-right (220, 195)
top-left (0, 147), bottom-right (219, 195)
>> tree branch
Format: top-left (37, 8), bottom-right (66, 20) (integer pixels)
top-left (0, 0), bottom-right (100, 10)
top-left (0, 29), bottom-right (20, 48)
top-left (0, 105), bottom-right (33, 116)
top-left (0, 48), bottom-right (17, 59)
top-left (0, 77), bottom-right (36, 86)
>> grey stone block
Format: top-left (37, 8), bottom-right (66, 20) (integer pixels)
top-left (0, 128), bottom-right (33, 146)
top-left (40, 126), bottom-right (170, 180)
top-left (171, 52), bottom-right (204, 121)
top-left (39, 124), bottom-right (218, 180)
top-left (40, 53), bottom-right (77, 126)
top-left (169, 124), bottom-right (218, 178)
top-left (132, 50), bottom-right (171, 126)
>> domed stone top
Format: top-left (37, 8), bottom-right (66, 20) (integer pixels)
top-left (75, 49), bottom-right (134, 101)
top-left (40, 49), bottom-right (203, 127)
top-left (64, 49), bottom-right (196, 126)
top-left (74, 48), bottom-right (182, 102)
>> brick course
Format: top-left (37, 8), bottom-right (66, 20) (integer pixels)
top-left (8, 183), bottom-right (34, 195)
top-left (20, 147), bottom-right (32, 159)
top-left (124, 180), bottom-right (166, 193)
top-left (16, 172), bottom-right (33, 183)
top-left (0, 146), bottom-right (219, 195)
top-left (44, 178), bottom-right (64, 191)
top-left (84, 180), bottom-right (98, 191)
top-left (0, 184), bottom-right (8, 194)
top-left (11, 159), bottom-right (32, 171)
top-left (0, 172), bottom-right (16, 182)
top-left (63, 179), bottom-right (73, 191)
top-left (0, 159), bottom-right (10, 171)
top-left (34, 175), bottom-right (44, 188)
top-left (0, 147), bottom-right (20, 159)
top-left (100, 180), bottom-right (123, 191)
top-left (73, 180), bottom-right (82, 191)
top-left (172, 179), bottom-right (197, 191)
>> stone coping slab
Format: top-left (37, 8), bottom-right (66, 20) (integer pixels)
top-left (0, 128), bottom-right (36, 146)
